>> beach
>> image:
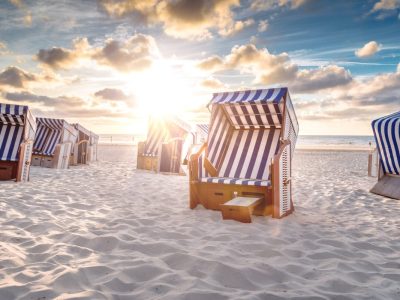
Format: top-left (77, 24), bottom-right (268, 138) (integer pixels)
top-left (0, 145), bottom-right (399, 300)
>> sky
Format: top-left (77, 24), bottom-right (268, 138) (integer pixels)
top-left (0, 0), bottom-right (399, 135)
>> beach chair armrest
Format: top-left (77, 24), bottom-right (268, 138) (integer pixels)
top-left (189, 142), bottom-right (207, 162)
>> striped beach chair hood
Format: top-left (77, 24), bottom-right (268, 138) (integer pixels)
top-left (0, 104), bottom-right (30, 161)
top-left (34, 117), bottom-right (77, 156)
top-left (199, 87), bottom-right (299, 184)
top-left (144, 116), bottom-right (191, 155)
top-left (372, 111), bottom-right (400, 176)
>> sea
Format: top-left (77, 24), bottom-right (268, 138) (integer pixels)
top-left (99, 134), bottom-right (376, 150)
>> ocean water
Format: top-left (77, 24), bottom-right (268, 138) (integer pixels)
top-left (297, 135), bottom-right (376, 150)
top-left (99, 134), bottom-right (376, 150)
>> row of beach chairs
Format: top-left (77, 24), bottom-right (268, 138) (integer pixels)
top-left (0, 103), bottom-right (98, 181)
top-left (2, 87), bottom-right (397, 223)
top-left (137, 87), bottom-right (400, 222)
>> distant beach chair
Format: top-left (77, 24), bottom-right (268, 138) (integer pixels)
top-left (370, 111), bottom-right (400, 200)
top-left (71, 123), bottom-right (91, 165)
top-left (195, 124), bottom-right (209, 144)
top-left (32, 118), bottom-right (78, 169)
top-left (137, 116), bottom-right (191, 174)
top-left (0, 103), bottom-right (36, 181)
top-left (189, 87), bottom-right (299, 222)
top-left (88, 131), bottom-right (99, 162)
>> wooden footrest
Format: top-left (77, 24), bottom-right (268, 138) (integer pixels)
top-left (220, 196), bottom-right (263, 223)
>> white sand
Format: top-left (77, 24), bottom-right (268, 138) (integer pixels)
top-left (0, 145), bottom-right (399, 300)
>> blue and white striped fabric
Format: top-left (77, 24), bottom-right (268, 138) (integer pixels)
top-left (200, 177), bottom-right (271, 186)
top-left (209, 87), bottom-right (287, 105)
top-left (34, 118), bottom-right (64, 156)
top-left (209, 88), bottom-right (287, 129)
top-left (144, 116), bottom-right (190, 155)
top-left (196, 124), bottom-right (208, 143)
top-left (0, 104), bottom-right (27, 161)
top-left (372, 111), bottom-right (400, 176)
top-left (198, 88), bottom-right (290, 184)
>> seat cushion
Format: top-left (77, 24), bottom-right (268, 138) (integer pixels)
top-left (200, 177), bottom-right (271, 187)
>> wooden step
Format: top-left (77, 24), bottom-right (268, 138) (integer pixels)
top-left (220, 196), bottom-right (263, 223)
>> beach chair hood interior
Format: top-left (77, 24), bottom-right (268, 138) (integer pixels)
top-left (189, 87), bottom-right (299, 221)
top-left (137, 116), bottom-right (191, 174)
top-left (0, 103), bottom-right (36, 181)
top-left (370, 111), bottom-right (400, 199)
top-left (32, 117), bottom-right (77, 169)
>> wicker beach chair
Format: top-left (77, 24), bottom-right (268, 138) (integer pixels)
top-left (71, 123), bottom-right (91, 165)
top-left (189, 87), bottom-right (299, 222)
top-left (137, 116), bottom-right (191, 174)
top-left (0, 103), bottom-right (36, 181)
top-left (32, 118), bottom-right (78, 169)
top-left (88, 131), bottom-right (99, 162)
top-left (370, 111), bottom-right (400, 200)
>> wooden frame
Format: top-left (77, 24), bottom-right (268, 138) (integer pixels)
top-left (189, 140), bottom-right (292, 219)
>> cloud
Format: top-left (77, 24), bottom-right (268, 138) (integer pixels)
top-left (0, 66), bottom-right (38, 88)
top-left (8, 0), bottom-right (32, 27)
top-left (36, 34), bottom-right (158, 72)
top-left (258, 20), bottom-right (269, 32)
top-left (1, 91), bottom-right (133, 119)
top-left (94, 88), bottom-right (129, 100)
top-left (355, 41), bottom-right (381, 58)
top-left (371, 0), bottom-right (400, 12)
top-left (93, 34), bottom-right (158, 72)
top-left (293, 65), bottom-right (353, 92)
top-left (200, 77), bottom-right (226, 89)
top-left (0, 41), bottom-right (10, 55)
top-left (218, 19), bottom-right (254, 37)
top-left (198, 43), bottom-right (354, 92)
top-left (197, 55), bottom-right (225, 72)
top-left (251, 0), bottom-right (311, 11)
top-left (98, 0), bottom-right (241, 40)
top-left (8, 0), bottom-right (23, 8)
top-left (198, 44), bottom-right (298, 86)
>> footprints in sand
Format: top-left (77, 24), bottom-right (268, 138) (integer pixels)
top-left (0, 147), bottom-right (399, 299)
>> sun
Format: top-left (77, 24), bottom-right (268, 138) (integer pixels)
top-left (128, 60), bottom-right (192, 118)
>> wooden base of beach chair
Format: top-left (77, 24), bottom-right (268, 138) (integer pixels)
top-left (191, 182), bottom-right (273, 217)
top-left (220, 196), bottom-right (263, 223)
top-left (370, 175), bottom-right (400, 200)
top-left (31, 155), bottom-right (42, 167)
top-left (0, 161), bottom-right (18, 180)
top-left (137, 155), bottom-right (158, 171)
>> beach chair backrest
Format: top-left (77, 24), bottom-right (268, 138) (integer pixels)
top-left (372, 111), bottom-right (400, 176)
top-left (144, 116), bottom-right (190, 155)
top-left (0, 104), bottom-right (27, 161)
top-left (205, 87), bottom-right (299, 181)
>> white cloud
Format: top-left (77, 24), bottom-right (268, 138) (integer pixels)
top-left (258, 20), bottom-right (269, 32)
top-left (371, 0), bottom-right (400, 12)
top-left (197, 43), bottom-right (352, 92)
top-left (218, 19), bottom-right (254, 37)
top-left (99, 0), bottom-right (241, 40)
top-left (355, 41), bottom-right (381, 58)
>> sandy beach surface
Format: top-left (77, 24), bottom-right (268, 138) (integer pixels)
top-left (0, 145), bottom-right (399, 300)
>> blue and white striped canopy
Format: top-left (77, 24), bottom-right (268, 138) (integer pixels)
top-left (372, 111), bottom-right (400, 176)
top-left (34, 117), bottom-right (65, 156)
top-left (209, 87), bottom-right (287, 106)
top-left (0, 103), bottom-right (28, 161)
top-left (208, 87), bottom-right (288, 129)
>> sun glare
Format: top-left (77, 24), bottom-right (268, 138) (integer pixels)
top-left (130, 61), bottom-right (192, 118)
